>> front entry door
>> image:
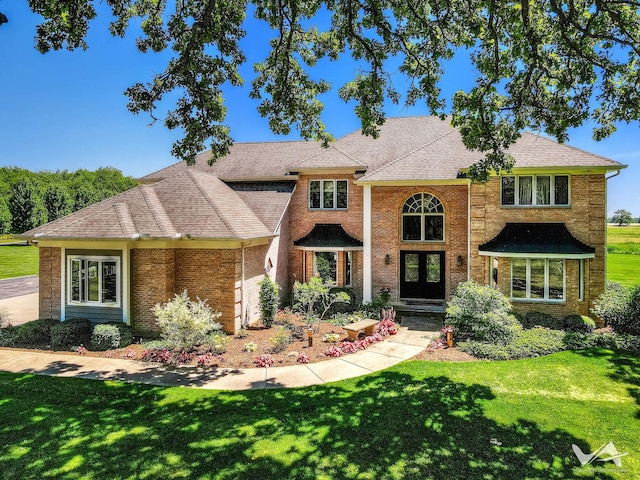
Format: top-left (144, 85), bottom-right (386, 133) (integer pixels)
top-left (400, 251), bottom-right (445, 299)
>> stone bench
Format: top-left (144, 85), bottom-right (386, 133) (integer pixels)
top-left (343, 319), bottom-right (380, 340)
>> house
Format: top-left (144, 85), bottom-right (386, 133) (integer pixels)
top-left (23, 116), bottom-right (625, 335)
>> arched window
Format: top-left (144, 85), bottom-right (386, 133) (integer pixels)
top-left (402, 193), bottom-right (444, 241)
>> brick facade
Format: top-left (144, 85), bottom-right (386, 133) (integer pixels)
top-left (288, 174), bottom-right (364, 297)
top-left (470, 174), bottom-right (607, 317)
top-left (370, 185), bottom-right (469, 302)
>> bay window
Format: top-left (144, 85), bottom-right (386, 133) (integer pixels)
top-left (511, 258), bottom-right (565, 301)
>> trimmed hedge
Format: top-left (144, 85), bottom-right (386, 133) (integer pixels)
top-left (520, 311), bottom-right (563, 330)
top-left (460, 327), bottom-right (565, 360)
top-left (563, 314), bottom-right (596, 333)
top-left (51, 318), bottom-right (92, 349)
top-left (91, 324), bottom-right (121, 351)
top-left (10, 318), bottom-right (60, 345)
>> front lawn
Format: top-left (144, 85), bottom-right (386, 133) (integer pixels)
top-left (607, 253), bottom-right (640, 287)
top-left (1, 349), bottom-right (638, 479)
top-left (0, 244), bottom-right (38, 279)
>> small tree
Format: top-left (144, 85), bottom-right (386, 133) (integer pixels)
top-left (153, 291), bottom-right (223, 350)
top-left (611, 209), bottom-right (633, 226)
top-left (293, 276), bottom-right (350, 323)
top-left (258, 276), bottom-right (280, 328)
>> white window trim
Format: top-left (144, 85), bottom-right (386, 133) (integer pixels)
top-left (308, 179), bottom-right (348, 210)
top-left (510, 258), bottom-right (565, 303)
top-left (501, 174), bottom-right (571, 207)
top-left (67, 255), bottom-right (121, 307)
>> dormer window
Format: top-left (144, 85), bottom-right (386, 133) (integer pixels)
top-left (309, 180), bottom-right (348, 210)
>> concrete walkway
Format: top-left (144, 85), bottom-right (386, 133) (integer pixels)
top-left (0, 318), bottom-right (441, 390)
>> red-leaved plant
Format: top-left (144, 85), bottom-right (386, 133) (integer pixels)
top-left (254, 354), bottom-right (275, 367)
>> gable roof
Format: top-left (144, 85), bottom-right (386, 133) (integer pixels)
top-left (24, 171), bottom-right (285, 240)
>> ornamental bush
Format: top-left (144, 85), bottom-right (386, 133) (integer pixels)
top-left (563, 314), bottom-right (596, 333)
top-left (460, 327), bottom-right (564, 360)
top-left (153, 290), bottom-right (222, 350)
top-left (445, 281), bottom-right (520, 344)
top-left (258, 276), bottom-right (280, 328)
top-left (520, 311), bottom-right (562, 330)
top-left (105, 322), bottom-right (134, 347)
top-left (50, 318), bottom-right (92, 349)
top-left (11, 318), bottom-right (60, 345)
top-left (91, 324), bottom-right (121, 351)
top-left (591, 282), bottom-right (640, 334)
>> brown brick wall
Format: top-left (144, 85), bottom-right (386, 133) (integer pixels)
top-left (288, 174), bottom-right (364, 295)
top-left (370, 185), bottom-right (469, 302)
top-left (38, 247), bottom-right (61, 319)
top-left (470, 174), bottom-right (607, 317)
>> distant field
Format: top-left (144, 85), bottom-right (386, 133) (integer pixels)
top-left (608, 224), bottom-right (640, 243)
top-left (607, 225), bottom-right (640, 287)
top-left (0, 245), bottom-right (39, 280)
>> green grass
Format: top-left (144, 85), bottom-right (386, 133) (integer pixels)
top-left (0, 245), bottom-right (38, 279)
top-left (608, 253), bottom-right (640, 287)
top-left (608, 225), bottom-right (640, 244)
top-left (1, 349), bottom-right (639, 479)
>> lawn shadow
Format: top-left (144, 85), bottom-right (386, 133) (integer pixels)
top-left (0, 365), bottom-right (612, 479)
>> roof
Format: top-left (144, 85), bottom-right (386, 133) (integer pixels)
top-left (293, 224), bottom-right (363, 250)
top-left (23, 171), bottom-right (291, 240)
top-left (141, 117), bottom-right (624, 185)
top-left (478, 223), bottom-right (596, 258)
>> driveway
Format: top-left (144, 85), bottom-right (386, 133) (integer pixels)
top-left (0, 275), bottom-right (39, 326)
top-left (0, 275), bottom-right (39, 300)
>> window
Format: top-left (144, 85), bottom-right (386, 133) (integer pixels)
top-left (511, 258), bottom-right (564, 301)
top-left (309, 180), bottom-right (348, 209)
top-left (501, 175), bottom-right (570, 206)
top-left (314, 252), bottom-right (337, 284)
top-left (68, 256), bottom-right (120, 306)
top-left (402, 193), bottom-right (444, 242)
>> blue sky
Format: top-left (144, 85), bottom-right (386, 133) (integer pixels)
top-left (0, 2), bottom-right (637, 217)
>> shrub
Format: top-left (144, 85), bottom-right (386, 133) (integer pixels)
top-left (591, 281), bottom-right (638, 332)
top-left (105, 322), bottom-right (133, 347)
top-left (563, 314), bottom-right (596, 333)
top-left (322, 333), bottom-right (341, 343)
top-left (207, 333), bottom-right (228, 354)
top-left (11, 318), bottom-right (60, 345)
top-left (520, 311), bottom-right (562, 330)
top-left (258, 276), bottom-right (280, 328)
top-left (460, 327), bottom-right (564, 360)
top-left (91, 324), bottom-right (121, 351)
top-left (0, 327), bottom-right (16, 347)
top-left (50, 318), bottom-right (91, 349)
top-left (445, 281), bottom-right (518, 343)
top-left (269, 326), bottom-right (291, 353)
top-left (153, 290), bottom-right (223, 350)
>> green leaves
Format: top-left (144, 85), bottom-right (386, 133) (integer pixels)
top-left (27, 0), bottom-right (640, 178)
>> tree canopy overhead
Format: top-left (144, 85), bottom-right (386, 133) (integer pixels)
top-left (25, 0), bottom-right (640, 180)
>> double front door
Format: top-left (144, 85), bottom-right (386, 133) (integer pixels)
top-left (400, 251), bottom-right (445, 299)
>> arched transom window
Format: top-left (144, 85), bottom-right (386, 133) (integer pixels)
top-left (402, 193), bottom-right (444, 241)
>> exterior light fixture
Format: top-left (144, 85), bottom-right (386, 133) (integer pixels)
top-left (385, 254), bottom-right (391, 265)
top-left (457, 255), bottom-right (464, 266)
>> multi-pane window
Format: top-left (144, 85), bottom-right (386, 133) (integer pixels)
top-left (402, 193), bottom-right (444, 242)
top-left (309, 180), bottom-right (348, 209)
top-left (511, 258), bottom-right (564, 301)
top-left (501, 175), bottom-right (569, 206)
top-left (68, 256), bottom-right (120, 306)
